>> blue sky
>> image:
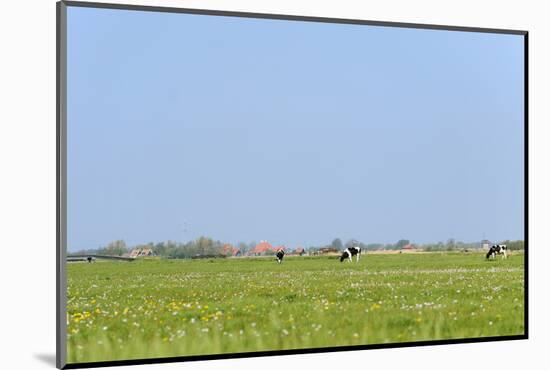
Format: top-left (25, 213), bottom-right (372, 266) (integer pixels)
top-left (67, 7), bottom-right (524, 251)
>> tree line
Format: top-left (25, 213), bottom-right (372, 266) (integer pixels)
top-left (70, 237), bottom-right (254, 259)
top-left (69, 237), bottom-right (524, 259)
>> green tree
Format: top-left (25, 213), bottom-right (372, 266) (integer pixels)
top-left (103, 240), bottom-right (127, 256)
top-left (331, 238), bottom-right (343, 250)
top-left (446, 238), bottom-right (456, 249)
top-left (395, 239), bottom-right (410, 249)
top-left (500, 240), bottom-right (524, 250)
top-left (345, 239), bottom-right (360, 249)
top-left (237, 242), bottom-right (249, 254)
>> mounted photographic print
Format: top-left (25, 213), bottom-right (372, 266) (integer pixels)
top-left (57, 1), bottom-right (527, 368)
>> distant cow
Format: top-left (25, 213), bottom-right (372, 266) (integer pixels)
top-left (486, 244), bottom-right (507, 259)
top-left (340, 247), bottom-right (361, 262)
top-left (276, 249), bottom-right (285, 264)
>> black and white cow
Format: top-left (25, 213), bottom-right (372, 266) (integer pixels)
top-left (340, 247), bottom-right (361, 262)
top-left (486, 244), bottom-right (507, 259)
top-left (276, 249), bottom-right (285, 264)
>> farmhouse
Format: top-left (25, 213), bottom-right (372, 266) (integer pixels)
top-left (481, 239), bottom-right (492, 250)
top-left (128, 247), bottom-right (155, 258)
top-left (401, 244), bottom-right (420, 252)
top-left (221, 243), bottom-right (241, 257)
top-left (293, 247), bottom-right (306, 256)
top-left (250, 241), bottom-right (281, 256)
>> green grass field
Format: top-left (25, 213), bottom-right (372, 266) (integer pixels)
top-left (66, 252), bottom-right (525, 363)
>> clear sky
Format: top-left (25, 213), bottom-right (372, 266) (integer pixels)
top-left (67, 6), bottom-right (525, 251)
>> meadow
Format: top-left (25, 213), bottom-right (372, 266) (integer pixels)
top-left (66, 252), bottom-right (525, 363)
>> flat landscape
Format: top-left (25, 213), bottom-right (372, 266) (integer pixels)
top-left (66, 252), bottom-right (525, 363)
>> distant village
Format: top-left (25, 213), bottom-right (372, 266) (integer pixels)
top-left (121, 240), bottom-right (306, 259)
top-left (68, 237), bottom-right (524, 261)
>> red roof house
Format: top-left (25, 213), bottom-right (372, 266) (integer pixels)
top-left (221, 243), bottom-right (240, 256)
top-left (250, 240), bottom-right (273, 255)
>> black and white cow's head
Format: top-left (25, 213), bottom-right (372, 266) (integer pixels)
top-left (486, 244), bottom-right (508, 259)
top-left (340, 247), bottom-right (361, 262)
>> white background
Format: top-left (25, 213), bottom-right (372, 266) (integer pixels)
top-left (0, 0), bottom-right (547, 369)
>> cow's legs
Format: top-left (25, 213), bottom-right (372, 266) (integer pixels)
top-left (356, 253), bottom-right (360, 262)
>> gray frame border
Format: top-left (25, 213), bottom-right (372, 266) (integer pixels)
top-left (61, 0), bottom-right (527, 35)
top-left (57, 1), bottom-right (67, 368)
top-left (56, 1), bottom-right (528, 369)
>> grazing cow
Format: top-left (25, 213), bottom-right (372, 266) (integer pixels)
top-left (86, 256), bottom-right (95, 263)
top-left (486, 244), bottom-right (507, 259)
top-left (276, 249), bottom-right (285, 264)
top-left (340, 247), bottom-right (361, 262)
